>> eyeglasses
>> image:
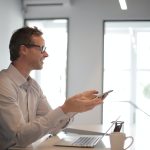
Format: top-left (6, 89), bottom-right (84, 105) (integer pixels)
top-left (24, 44), bottom-right (46, 53)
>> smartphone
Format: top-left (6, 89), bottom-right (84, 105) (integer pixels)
top-left (97, 90), bottom-right (113, 100)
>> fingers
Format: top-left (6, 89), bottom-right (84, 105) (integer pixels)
top-left (85, 98), bottom-right (103, 107)
top-left (80, 97), bottom-right (103, 109)
top-left (79, 90), bottom-right (99, 100)
top-left (62, 90), bottom-right (103, 113)
top-left (82, 90), bottom-right (99, 96)
top-left (78, 99), bottom-right (103, 112)
top-left (70, 90), bottom-right (98, 101)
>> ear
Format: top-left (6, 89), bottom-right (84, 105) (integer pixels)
top-left (19, 45), bottom-right (28, 56)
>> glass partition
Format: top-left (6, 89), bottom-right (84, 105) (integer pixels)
top-left (103, 21), bottom-right (150, 124)
top-left (103, 21), bottom-right (150, 150)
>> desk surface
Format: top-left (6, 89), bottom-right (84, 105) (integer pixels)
top-left (9, 124), bottom-right (111, 150)
top-left (9, 123), bottom-right (150, 150)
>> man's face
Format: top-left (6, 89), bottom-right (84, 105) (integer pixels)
top-left (24, 35), bottom-right (48, 70)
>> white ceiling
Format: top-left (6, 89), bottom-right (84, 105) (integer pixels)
top-left (22, 0), bottom-right (150, 20)
top-left (22, 0), bottom-right (150, 10)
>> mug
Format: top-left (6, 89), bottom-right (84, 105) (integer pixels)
top-left (109, 132), bottom-right (134, 150)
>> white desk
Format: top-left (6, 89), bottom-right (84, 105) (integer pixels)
top-left (9, 124), bottom-right (111, 150)
top-left (10, 123), bottom-right (150, 150)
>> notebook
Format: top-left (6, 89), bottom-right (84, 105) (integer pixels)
top-left (54, 116), bottom-right (120, 148)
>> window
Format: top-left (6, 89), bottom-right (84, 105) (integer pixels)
top-left (26, 19), bottom-right (68, 109)
top-left (103, 21), bottom-right (150, 125)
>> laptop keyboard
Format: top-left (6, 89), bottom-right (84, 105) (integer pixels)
top-left (72, 136), bottom-right (101, 147)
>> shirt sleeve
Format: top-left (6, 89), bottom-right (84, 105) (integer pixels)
top-left (35, 87), bottom-right (77, 135)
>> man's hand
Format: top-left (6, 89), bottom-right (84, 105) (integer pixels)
top-left (60, 90), bottom-right (104, 113)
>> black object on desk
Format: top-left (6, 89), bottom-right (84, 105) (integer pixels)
top-left (111, 121), bottom-right (124, 132)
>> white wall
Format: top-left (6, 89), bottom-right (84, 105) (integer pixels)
top-left (24, 0), bottom-right (150, 125)
top-left (0, 0), bottom-right (23, 69)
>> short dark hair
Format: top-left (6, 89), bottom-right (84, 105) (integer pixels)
top-left (9, 26), bottom-right (43, 61)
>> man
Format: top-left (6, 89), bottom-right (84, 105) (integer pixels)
top-left (0, 26), bottom-right (103, 150)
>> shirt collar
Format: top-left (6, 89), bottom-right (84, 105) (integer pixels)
top-left (6, 64), bottom-right (32, 87)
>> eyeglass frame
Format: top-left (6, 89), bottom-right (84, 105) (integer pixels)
top-left (23, 44), bottom-right (46, 53)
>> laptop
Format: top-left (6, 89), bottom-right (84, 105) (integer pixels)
top-left (54, 116), bottom-right (120, 148)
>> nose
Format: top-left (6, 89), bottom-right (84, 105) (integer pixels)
top-left (43, 51), bottom-right (49, 57)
